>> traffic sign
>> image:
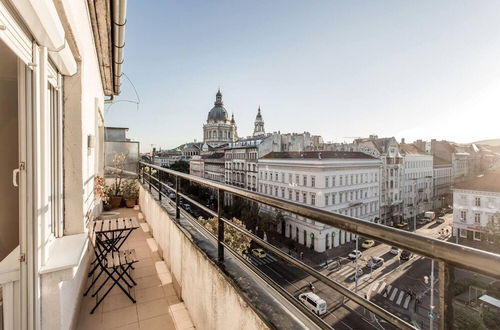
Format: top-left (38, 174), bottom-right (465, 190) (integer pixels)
top-left (428, 311), bottom-right (436, 319)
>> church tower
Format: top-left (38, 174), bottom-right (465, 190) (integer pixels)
top-left (203, 89), bottom-right (238, 146)
top-left (253, 106), bottom-right (265, 137)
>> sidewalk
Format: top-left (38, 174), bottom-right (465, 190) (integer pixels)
top-left (267, 232), bottom-right (357, 268)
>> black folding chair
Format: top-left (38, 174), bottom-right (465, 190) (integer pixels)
top-left (84, 221), bottom-right (138, 314)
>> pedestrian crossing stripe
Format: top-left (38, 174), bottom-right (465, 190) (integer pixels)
top-left (396, 291), bottom-right (405, 305)
top-left (249, 256), bottom-right (276, 266)
top-left (403, 295), bottom-right (411, 309)
top-left (336, 266), bottom-right (355, 276)
top-left (373, 281), bottom-right (412, 310)
top-left (384, 285), bottom-right (392, 297)
top-left (377, 282), bottom-right (386, 294)
top-left (389, 288), bottom-right (398, 301)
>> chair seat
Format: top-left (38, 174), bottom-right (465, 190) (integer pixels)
top-left (105, 249), bottom-right (138, 268)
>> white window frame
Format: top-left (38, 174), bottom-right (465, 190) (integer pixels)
top-left (459, 228), bottom-right (467, 238)
top-left (473, 231), bottom-right (481, 241)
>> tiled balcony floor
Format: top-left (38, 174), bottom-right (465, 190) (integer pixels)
top-left (76, 207), bottom-right (195, 330)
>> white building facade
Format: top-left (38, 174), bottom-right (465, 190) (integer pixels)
top-left (401, 145), bottom-right (434, 222)
top-left (452, 171), bottom-right (500, 243)
top-left (258, 152), bottom-right (381, 253)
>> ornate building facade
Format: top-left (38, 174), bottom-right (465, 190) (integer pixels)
top-left (202, 90), bottom-right (238, 146)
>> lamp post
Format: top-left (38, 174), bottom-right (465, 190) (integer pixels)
top-left (355, 235), bottom-right (359, 293)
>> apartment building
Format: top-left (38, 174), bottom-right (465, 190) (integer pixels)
top-left (433, 156), bottom-right (453, 209)
top-left (355, 136), bottom-right (404, 225)
top-left (258, 151), bottom-right (382, 252)
top-left (224, 137), bottom-right (263, 191)
top-left (400, 144), bottom-right (434, 222)
top-left (453, 169), bottom-right (500, 243)
top-left (0, 0), bottom-right (126, 329)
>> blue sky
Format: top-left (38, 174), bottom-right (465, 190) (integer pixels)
top-left (106, 1), bottom-right (500, 151)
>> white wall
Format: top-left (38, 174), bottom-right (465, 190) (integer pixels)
top-left (139, 186), bottom-right (269, 330)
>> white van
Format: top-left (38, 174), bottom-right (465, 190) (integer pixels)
top-left (424, 211), bottom-right (435, 222)
top-left (299, 292), bottom-right (327, 316)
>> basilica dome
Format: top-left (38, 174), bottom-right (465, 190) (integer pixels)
top-left (207, 105), bottom-right (228, 122)
top-left (207, 89), bottom-right (229, 122)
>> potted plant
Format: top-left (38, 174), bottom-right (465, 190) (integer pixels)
top-left (108, 153), bottom-right (127, 208)
top-left (94, 176), bottom-right (112, 210)
top-left (122, 179), bottom-right (139, 208)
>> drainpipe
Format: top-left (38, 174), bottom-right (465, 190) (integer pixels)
top-left (112, 0), bottom-right (127, 95)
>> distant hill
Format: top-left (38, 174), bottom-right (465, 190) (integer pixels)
top-left (473, 139), bottom-right (500, 146)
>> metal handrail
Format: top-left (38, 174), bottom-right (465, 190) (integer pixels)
top-left (140, 161), bottom-right (500, 278)
top-left (139, 161), bottom-right (500, 330)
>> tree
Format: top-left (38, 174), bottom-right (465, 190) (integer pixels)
top-left (483, 211), bottom-right (500, 245)
top-left (169, 160), bottom-right (189, 173)
top-left (200, 217), bottom-right (251, 254)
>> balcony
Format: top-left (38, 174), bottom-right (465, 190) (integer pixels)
top-left (135, 162), bottom-right (500, 330)
top-left (75, 207), bottom-right (195, 330)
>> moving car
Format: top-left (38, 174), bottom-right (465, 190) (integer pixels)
top-left (251, 248), bottom-right (267, 259)
top-left (390, 246), bottom-right (400, 255)
top-left (347, 268), bottom-right (364, 282)
top-left (348, 250), bottom-right (362, 260)
top-left (367, 256), bottom-right (384, 269)
top-left (361, 240), bottom-right (375, 249)
top-left (299, 292), bottom-right (327, 316)
top-left (400, 250), bottom-right (412, 261)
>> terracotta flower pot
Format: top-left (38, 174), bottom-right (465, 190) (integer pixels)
top-left (110, 196), bottom-right (122, 209)
top-left (125, 199), bottom-right (136, 208)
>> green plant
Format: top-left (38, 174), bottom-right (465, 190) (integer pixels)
top-left (122, 179), bottom-right (139, 200)
top-left (109, 153), bottom-right (127, 196)
top-left (93, 176), bottom-right (109, 203)
top-left (200, 217), bottom-right (251, 254)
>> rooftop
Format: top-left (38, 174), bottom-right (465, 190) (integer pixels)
top-left (260, 151), bottom-right (377, 160)
top-left (453, 169), bottom-right (500, 193)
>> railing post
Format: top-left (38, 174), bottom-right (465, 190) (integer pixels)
top-left (438, 261), bottom-right (454, 330)
top-left (140, 163), bottom-right (144, 184)
top-left (175, 176), bottom-right (180, 219)
top-left (217, 188), bottom-right (224, 262)
top-left (148, 166), bottom-right (152, 192)
top-left (158, 170), bottom-right (162, 202)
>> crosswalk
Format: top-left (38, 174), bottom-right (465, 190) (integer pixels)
top-left (372, 281), bottom-right (412, 310)
top-left (248, 253), bottom-right (278, 266)
top-left (330, 265), bottom-right (358, 278)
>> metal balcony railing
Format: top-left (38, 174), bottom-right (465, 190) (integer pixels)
top-left (139, 161), bottom-right (500, 330)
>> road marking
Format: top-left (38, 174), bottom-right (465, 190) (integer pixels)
top-left (384, 285), bottom-right (392, 297)
top-left (337, 267), bottom-right (353, 276)
top-left (396, 291), bottom-right (405, 305)
top-left (268, 254), bottom-right (277, 262)
top-left (403, 295), bottom-right (411, 309)
top-left (389, 288), bottom-right (398, 301)
top-left (377, 282), bottom-right (386, 294)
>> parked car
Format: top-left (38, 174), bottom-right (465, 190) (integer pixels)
top-left (390, 246), bottom-right (400, 255)
top-left (395, 222), bottom-right (408, 228)
top-left (400, 250), bottom-right (412, 261)
top-left (361, 240), bottom-right (375, 249)
top-left (417, 218), bottom-right (427, 225)
top-left (347, 268), bottom-right (365, 282)
top-left (367, 256), bottom-right (384, 269)
top-left (436, 217), bottom-right (445, 224)
top-left (251, 248), bottom-right (267, 259)
top-left (348, 250), bottom-right (362, 260)
top-left (168, 193), bottom-right (176, 200)
top-left (299, 292), bottom-right (327, 316)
